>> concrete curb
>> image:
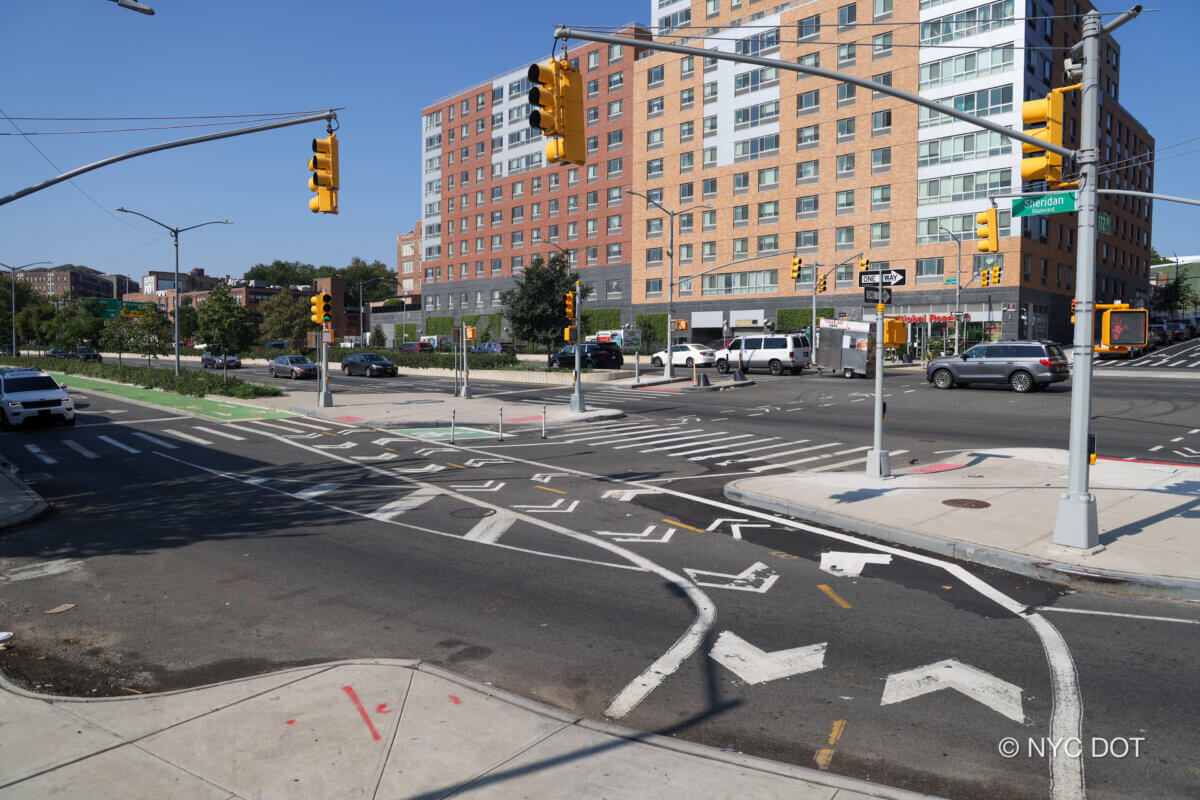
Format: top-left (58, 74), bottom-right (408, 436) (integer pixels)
top-left (0, 459), bottom-right (51, 533)
top-left (681, 379), bottom-right (756, 392)
top-left (1092, 367), bottom-right (1200, 380)
top-left (0, 656), bottom-right (945, 800)
top-left (724, 482), bottom-right (1200, 602)
top-left (286, 406), bottom-right (624, 429)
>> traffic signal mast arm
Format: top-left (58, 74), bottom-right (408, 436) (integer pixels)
top-left (553, 28), bottom-right (1075, 163)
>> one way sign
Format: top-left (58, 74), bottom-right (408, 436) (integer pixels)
top-left (858, 268), bottom-right (907, 287)
top-left (863, 286), bottom-right (893, 304)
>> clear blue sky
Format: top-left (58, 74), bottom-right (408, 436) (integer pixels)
top-left (1, 1), bottom-right (1195, 286)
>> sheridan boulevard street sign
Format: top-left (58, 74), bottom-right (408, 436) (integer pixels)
top-left (1012, 192), bottom-right (1077, 217)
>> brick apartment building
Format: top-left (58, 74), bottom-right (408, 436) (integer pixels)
top-left (22, 264), bottom-right (121, 300)
top-left (139, 267), bottom-right (222, 295)
top-left (416, 25), bottom-right (649, 330)
top-left (626, 0), bottom-right (1153, 346)
top-left (396, 220), bottom-right (424, 309)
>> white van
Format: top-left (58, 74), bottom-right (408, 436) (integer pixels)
top-left (714, 334), bottom-right (811, 375)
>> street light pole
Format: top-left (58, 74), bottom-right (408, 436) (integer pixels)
top-left (0, 260), bottom-right (51, 357)
top-left (939, 226), bottom-right (963, 354)
top-left (626, 190), bottom-right (711, 379)
top-left (115, 208), bottom-right (230, 375)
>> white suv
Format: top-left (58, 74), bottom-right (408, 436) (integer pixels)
top-left (714, 334), bottom-right (812, 376)
top-left (0, 368), bottom-right (76, 428)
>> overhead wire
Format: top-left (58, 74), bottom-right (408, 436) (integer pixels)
top-left (0, 114), bottom-right (327, 136)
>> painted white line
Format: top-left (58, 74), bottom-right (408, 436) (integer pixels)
top-left (1148, 445), bottom-right (1163, 452)
top-left (273, 418), bottom-right (331, 431)
top-left (1190, 360), bottom-right (1200, 368)
top-left (192, 426), bottom-right (245, 441)
top-left (1190, 429), bottom-right (1200, 435)
top-left (0, 558), bottom-right (84, 583)
top-left (635, 432), bottom-right (731, 452)
top-left (61, 440), bottom-right (99, 460)
top-left (367, 487), bottom-right (440, 521)
top-left (463, 511), bottom-right (518, 543)
top-left (223, 425), bottom-right (265, 437)
top-left (709, 631), bottom-right (826, 685)
top-left (247, 420), bottom-right (313, 434)
top-left (610, 430), bottom-right (703, 449)
top-left (809, 448), bottom-right (907, 473)
top-left (667, 434), bottom-right (758, 457)
top-left (739, 441), bottom-right (842, 464)
top-left (568, 424), bottom-right (665, 440)
top-left (162, 429), bottom-right (212, 445)
top-left (690, 439), bottom-right (794, 461)
top-left (1036, 606), bottom-right (1200, 625)
top-left (881, 659), bottom-right (1024, 723)
top-left (131, 432), bottom-right (177, 449)
top-left (579, 426), bottom-right (683, 445)
top-left (97, 435), bottom-right (140, 454)
top-left (23, 444), bottom-right (56, 465)
top-left (820, 551), bottom-right (893, 577)
top-left (292, 482), bottom-right (341, 500)
top-left (1171, 437), bottom-right (1184, 442)
top-left (748, 443), bottom-right (850, 471)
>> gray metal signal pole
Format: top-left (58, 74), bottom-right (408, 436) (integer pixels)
top-left (938, 226), bottom-right (964, 354)
top-left (1053, 10), bottom-right (1104, 548)
top-left (570, 279), bottom-right (585, 412)
top-left (866, 259), bottom-right (891, 478)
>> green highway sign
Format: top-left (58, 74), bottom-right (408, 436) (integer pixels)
top-left (95, 298), bottom-right (154, 319)
top-left (1098, 211), bottom-right (1113, 235)
top-left (1012, 192), bottom-right (1077, 217)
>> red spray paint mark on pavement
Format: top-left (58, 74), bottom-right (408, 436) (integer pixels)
top-left (232, 580), bottom-right (260, 599)
top-left (448, 695), bottom-right (462, 705)
top-left (286, 719), bottom-right (296, 725)
top-left (376, 703), bottom-right (393, 714)
top-left (335, 416), bottom-right (365, 422)
top-left (903, 463), bottom-right (963, 474)
top-left (342, 685), bottom-right (382, 741)
top-left (508, 416), bottom-right (543, 423)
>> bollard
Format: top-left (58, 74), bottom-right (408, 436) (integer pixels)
top-left (541, 404), bottom-right (547, 439)
top-left (450, 408), bottom-right (456, 444)
top-left (499, 407), bottom-right (504, 442)
top-left (634, 351), bottom-right (640, 384)
top-left (692, 359), bottom-right (697, 385)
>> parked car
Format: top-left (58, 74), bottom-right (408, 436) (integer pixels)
top-left (707, 338), bottom-right (735, 351)
top-left (263, 341), bottom-right (289, 349)
top-left (201, 352), bottom-right (241, 369)
top-left (713, 334), bottom-right (811, 375)
top-left (74, 346), bottom-right (102, 363)
top-left (342, 352), bottom-right (397, 377)
top-left (1165, 321), bottom-right (1190, 341)
top-left (47, 349), bottom-right (72, 359)
top-left (268, 355), bottom-right (319, 379)
top-left (0, 367), bottom-right (75, 427)
top-left (469, 341), bottom-right (517, 356)
top-left (651, 343), bottom-right (716, 368)
top-left (547, 343), bottom-right (623, 370)
top-left (1149, 324), bottom-right (1172, 348)
top-left (398, 341), bottom-right (434, 354)
top-left (926, 340), bottom-right (1068, 393)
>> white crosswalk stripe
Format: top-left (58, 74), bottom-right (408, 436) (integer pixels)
top-left (292, 482), bottom-right (341, 500)
top-left (131, 432), bottom-right (177, 449)
top-left (667, 434), bottom-right (757, 457)
top-left (809, 448), bottom-right (908, 473)
top-left (97, 435), bottom-right (140, 454)
top-left (689, 438), bottom-right (793, 461)
top-left (246, 420), bottom-right (314, 434)
top-left (192, 426), bottom-right (244, 441)
top-left (24, 444), bottom-right (56, 465)
top-left (62, 439), bottom-right (99, 459)
top-left (273, 418), bottom-right (332, 431)
top-left (743, 441), bottom-right (841, 465)
top-left (162, 429), bottom-right (212, 445)
top-left (640, 432), bottom-right (737, 452)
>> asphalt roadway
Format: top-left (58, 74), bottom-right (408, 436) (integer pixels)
top-left (0, 366), bottom-right (1197, 800)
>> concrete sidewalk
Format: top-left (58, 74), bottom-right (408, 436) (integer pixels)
top-left (0, 454), bottom-right (50, 533)
top-left (726, 448), bottom-right (1200, 600)
top-left (249, 387), bottom-right (623, 428)
top-left (0, 657), bottom-right (937, 800)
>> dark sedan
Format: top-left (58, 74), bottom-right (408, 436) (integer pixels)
top-left (342, 353), bottom-right (397, 377)
top-left (269, 355), bottom-right (319, 379)
top-left (470, 341), bottom-right (517, 356)
top-left (548, 343), bottom-right (624, 370)
top-left (201, 352), bottom-right (241, 369)
top-left (398, 341), bottom-right (433, 353)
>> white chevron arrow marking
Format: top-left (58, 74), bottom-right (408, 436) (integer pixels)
top-left (314, 441), bottom-right (358, 450)
top-left (414, 446), bottom-right (459, 456)
top-left (392, 464), bottom-right (446, 474)
top-left (709, 631), bottom-right (827, 685)
top-left (594, 525), bottom-right (676, 544)
top-left (463, 458), bottom-right (512, 467)
top-left (684, 561), bottom-right (779, 593)
top-left (601, 488), bottom-right (660, 502)
top-left (706, 517), bottom-right (770, 539)
top-left (881, 659), bottom-right (1024, 723)
top-left (352, 452), bottom-right (399, 461)
top-left (367, 488), bottom-right (440, 521)
top-left (512, 498), bottom-right (580, 513)
top-left (531, 472), bottom-right (573, 482)
top-left (449, 479), bottom-right (506, 492)
top-left (819, 551), bottom-right (893, 577)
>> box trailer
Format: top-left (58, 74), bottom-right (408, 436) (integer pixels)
top-left (814, 319), bottom-right (876, 378)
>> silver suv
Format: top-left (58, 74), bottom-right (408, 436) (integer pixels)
top-left (0, 368), bottom-right (76, 427)
top-left (926, 341), bottom-right (1069, 393)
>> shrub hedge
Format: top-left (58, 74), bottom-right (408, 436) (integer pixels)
top-left (1, 356), bottom-right (283, 399)
top-left (777, 307), bottom-right (835, 332)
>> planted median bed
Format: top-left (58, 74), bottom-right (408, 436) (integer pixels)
top-left (1, 356), bottom-right (283, 399)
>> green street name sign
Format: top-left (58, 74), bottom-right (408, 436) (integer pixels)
top-left (944, 277), bottom-right (958, 285)
top-left (1012, 192), bottom-right (1077, 217)
top-left (1097, 211), bottom-right (1113, 235)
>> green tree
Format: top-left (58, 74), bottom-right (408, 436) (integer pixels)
top-left (196, 284), bottom-right (255, 380)
top-left (100, 311), bottom-right (137, 365)
top-left (1149, 248), bottom-right (1172, 266)
top-left (1153, 272), bottom-right (1199, 315)
top-left (15, 298), bottom-right (56, 354)
top-left (341, 257), bottom-right (397, 311)
top-left (499, 252), bottom-right (578, 353)
top-left (128, 303), bottom-right (173, 367)
top-left (368, 324), bottom-right (386, 347)
top-left (49, 298), bottom-right (106, 349)
top-left (244, 260), bottom-right (317, 287)
top-left (174, 300), bottom-right (199, 341)
top-left (0, 275), bottom-right (38, 351)
top-left (258, 292), bottom-right (315, 348)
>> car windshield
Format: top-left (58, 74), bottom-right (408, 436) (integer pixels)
top-left (4, 376), bottom-right (59, 393)
top-left (286, 356), bottom-right (310, 364)
top-left (361, 354), bottom-right (385, 362)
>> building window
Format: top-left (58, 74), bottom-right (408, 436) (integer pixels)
top-left (796, 194), bottom-right (819, 220)
top-left (796, 89), bottom-right (819, 116)
top-left (838, 3), bottom-right (857, 30)
top-left (680, 151), bottom-right (694, 172)
top-left (757, 234), bottom-right (779, 254)
top-left (758, 200), bottom-right (779, 223)
top-left (836, 226), bottom-right (855, 251)
top-left (702, 209), bottom-right (717, 231)
top-left (837, 83), bottom-right (856, 107)
top-left (681, 88), bottom-right (695, 109)
top-left (645, 278), bottom-right (663, 298)
top-left (836, 190), bottom-right (855, 215)
top-left (680, 120), bottom-right (695, 142)
top-left (647, 65), bottom-right (664, 87)
top-left (647, 96), bottom-right (664, 117)
top-left (796, 230), bottom-right (819, 251)
top-left (702, 269), bottom-right (779, 296)
top-left (872, 109), bottom-right (892, 136)
top-left (873, 32), bottom-right (893, 59)
top-left (871, 222), bottom-right (890, 247)
top-left (797, 13), bottom-right (819, 41)
top-left (757, 167), bottom-right (779, 190)
top-left (836, 153), bottom-right (855, 178)
top-left (872, 147), bottom-right (892, 174)
top-left (606, 243), bottom-right (623, 263)
top-left (796, 124), bottom-right (819, 150)
top-left (916, 257), bottom-right (945, 284)
top-left (837, 117), bottom-right (855, 143)
top-left (647, 217), bottom-right (664, 238)
top-left (733, 205), bottom-right (749, 227)
top-left (606, 278), bottom-right (622, 298)
top-left (871, 184), bottom-right (891, 211)
top-left (796, 159), bottom-right (819, 185)
top-left (874, 0), bottom-right (893, 21)
top-left (837, 44), bottom-right (856, 67)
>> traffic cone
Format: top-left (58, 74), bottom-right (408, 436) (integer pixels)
top-left (696, 373), bottom-right (711, 388)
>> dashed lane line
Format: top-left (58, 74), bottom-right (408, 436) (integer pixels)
top-left (292, 482), bottom-right (342, 500)
top-left (192, 426), bottom-right (245, 442)
top-left (161, 429), bottom-right (212, 445)
top-left (97, 435), bottom-right (140, 454)
top-left (131, 432), bottom-right (177, 449)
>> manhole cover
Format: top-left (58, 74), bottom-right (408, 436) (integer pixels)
top-left (451, 507), bottom-right (495, 519)
top-left (942, 498), bottom-right (991, 509)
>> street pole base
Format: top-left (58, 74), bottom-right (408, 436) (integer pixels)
top-left (1052, 492), bottom-right (1099, 549)
top-left (318, 390), bottom-right (334, 408)
top-left (570, 394), bottom-right (586, 413)
top-left (865, 449), bottom-right (891, 478)
top-left (459, 386), bottom-right (472, 399)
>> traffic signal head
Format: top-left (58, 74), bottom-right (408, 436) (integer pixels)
top-left (1070, 298), bottom-right (1077, 323)
top-left (1021, 91), bottom-right (1064, 184)
top-left (529, 60), bottom-right (586, 166)
top-left (817, 274), bottom-right (827, 293)
top-left (310, 292), bottom-right (332, 326)
top-left (1103, 309), bottom-right (1148, 347)
top-left (563, 290), bottom-right (576, 321)
top-left (673, 319), bottom-right (689, 331)
top-left (790, 255), bottom-right (802, 281)
top-left (309, 134), bottom-right (339, 215)
top-left (528, 61), bottom-right (562, 137)
top-left (989, 265), bottom-right (1001, 285)
top-left (563, 326), bottom-right (577, 343)
top-left (859, 257), bottom-right (870, 270)
top-left (975, 208), bottom-right (999, 253)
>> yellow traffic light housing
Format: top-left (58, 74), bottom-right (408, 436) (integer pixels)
top-left (309, 294), bottom-right (323, 325)
top-left (883, 319), bottom-right (907, 347)
top-left (464, 325), bottom-right (477, 341)
top-left (529, 59), bottom-right (586, 166)
top-left (989, 265), bottom-right (1002, 285)
top-left (1102, 309), bottom-right (1148, 347)
top-left (859, 257), bottom-right (870, 270)
top-left (975, 208), bottom-right (999, 253)
top-left (673, 319), bottom-right (689, 331)
top-left (310, 292), bottom-right (332, 327)
top-left (817, 274), bottom-right (827, 293)
top-left (309, 134), bottom-right (339, 215)
top-left (790, 255), bottom-right (802, 282)
top-left (563, 326), bottom-right (577, 343)
top-left (563, 290), bottom-right (576, 321)
top-left (1021, 90), bottom-right (1067, 185)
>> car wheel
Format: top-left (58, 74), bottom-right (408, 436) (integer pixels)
top-left (1009, 370), bottom-right (1034, 393)
top-left (685, 357), bottom-right (695, 367)
top-left (651, 356), bottom-right (662, 367)
top-left (843, 367), bottom-right (856, 380)
top-left (62, 415), bottom-right (76, 427)
top-left (290, 370), bottom-right (298, 380)
top-left (932, 368), bottom-right (954, 389)
top-left (768, 359), bottom-right (784, 376)
top-left (269, 368), bottom-right (276, 378)
top-left (584, 358), bottom-right (596, 369)
top-left (716, 360), bottom-right (729, 374)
